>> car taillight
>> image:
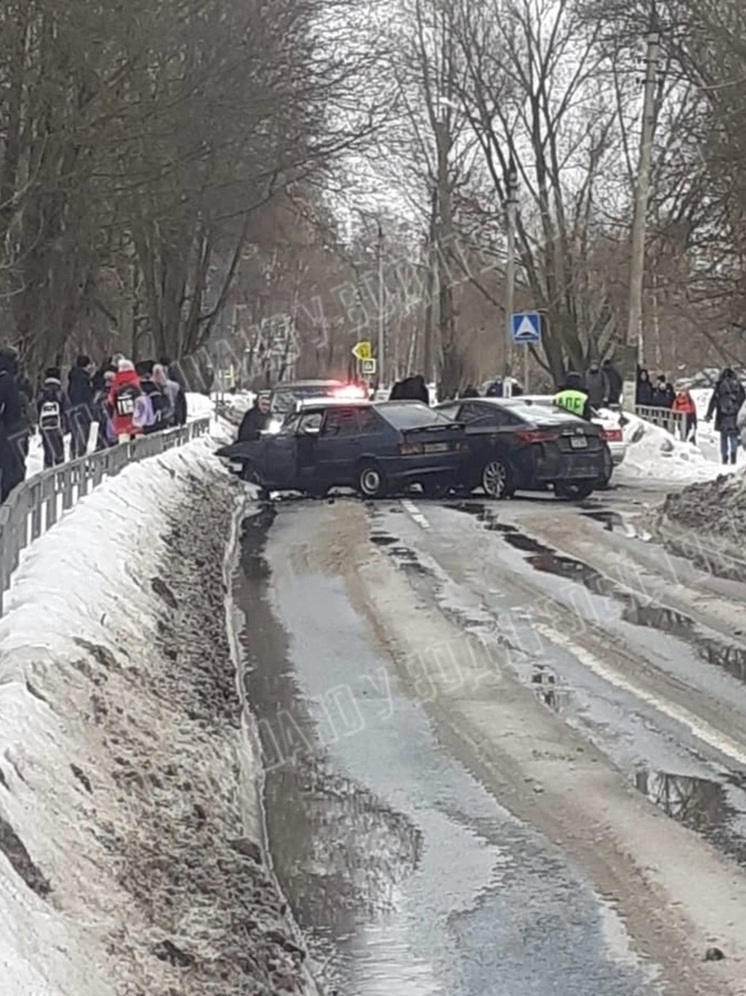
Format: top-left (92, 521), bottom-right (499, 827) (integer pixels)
top-left (399, 441), bottom-right (424, 455)
top-left (516, 430), bottom-right (559, 443)
top-left (602, 429), bottom-right (622, 442)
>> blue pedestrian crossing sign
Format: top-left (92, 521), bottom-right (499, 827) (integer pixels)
top-left (511, 311), bottom-right (541, 344)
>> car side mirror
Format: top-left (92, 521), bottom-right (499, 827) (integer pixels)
top-left (301, 425), bottom-right (320, 436)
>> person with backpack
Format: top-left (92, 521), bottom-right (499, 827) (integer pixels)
top-left (37, 367), bottom-right (70, 468)
top-left (706, 367), bottom-right (746, 464)
top-left (68, 355), bottom-right (95, 458)
top-left (153, 363), bottom-right (186, 427)
top-left (109, 359), bottom-right (145, 442)
top-left (135, 361), bottom-right (166, 433)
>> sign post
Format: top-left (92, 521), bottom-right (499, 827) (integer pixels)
top-left (511, 312), bottom-right (541, 393)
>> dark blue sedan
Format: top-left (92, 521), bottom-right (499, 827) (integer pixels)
top-left (216, 399), bottom-right (465, 498)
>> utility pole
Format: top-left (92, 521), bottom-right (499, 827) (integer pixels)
top-left (377, 220), bottom-right (385, 387)
top-left (626, 12), bottom-right (660, 376)
top-left (504, 158), bottom-right (518, 380)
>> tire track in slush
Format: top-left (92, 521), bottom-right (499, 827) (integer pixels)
top-left (397, 498), bottom-right (746, 771)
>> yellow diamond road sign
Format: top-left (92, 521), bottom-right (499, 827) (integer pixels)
top-left (352, 340), bottom-right (372, 361)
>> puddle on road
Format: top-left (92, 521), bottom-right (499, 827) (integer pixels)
top-left (233, 506), bottom-right (661, 996)
top-left (370, 531), bottom-right (436, 579)
top-left (447, 502), bottom-right (746, 688)
top-left (634, 768), bottom-right (746, 867)
top-left (531, 665), bottom-right (573, 713)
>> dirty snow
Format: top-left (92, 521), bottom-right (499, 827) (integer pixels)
top-left (0, 434), bottom-right (314, 995)
top-left (658, 467), bottom-right (746, 542)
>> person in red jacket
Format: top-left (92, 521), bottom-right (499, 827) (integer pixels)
top-left (109, 360), bottom-right (144, 442)
top-left (672, 386), bottom-right (697, 443)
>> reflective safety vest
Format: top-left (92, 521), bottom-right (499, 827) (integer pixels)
top-left (554, 389), bottom-right (587, 417)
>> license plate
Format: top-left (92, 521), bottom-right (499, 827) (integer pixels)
top-left (570, 436), bottom-right (588, 449)
top-left (424, 442), bottom-right (449, 453)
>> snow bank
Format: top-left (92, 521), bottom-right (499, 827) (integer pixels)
top-left (0, 435), bottom-right (313, 995)
top-left (0, 439), bottom-right (222, 994)
top-left (616, 410), bottom-right (739, 486)
top-left (185, 391), bottom-right (214, 422)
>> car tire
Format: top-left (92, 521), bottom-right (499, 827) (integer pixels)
top-left (481, 458), bottom-right (514, 499)
top-left (356, 461), bottom-right (388, 498)
top-left (555, 482), bottom-right (594, 501)
top-left (601, 443), bottom-right (613, 488)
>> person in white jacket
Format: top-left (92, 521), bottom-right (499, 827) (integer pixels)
top-left (738, 396), bottom-right (746, 450)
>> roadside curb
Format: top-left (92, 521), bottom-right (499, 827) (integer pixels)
top-left (223, 494), bottom-right (321, 996)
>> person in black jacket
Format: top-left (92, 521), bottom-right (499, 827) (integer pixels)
top-left (602, 359), bottom-right (622, 406)
top-left (389, 374), bottom-right (429, 403)
top-left (0, 346), bottom-right (25, 501)
top-left (635, 368), bottom-right (654, 406)
top-left (37, 368), bottom-right (70, 468)
top-left (68, 355), bottom-right (95, 458)
top-left (651, 374), bottom-right (675, 408)
top-left (706, 367), bottom-right (746, 464)
top-left (237, 393), bottom-right (271, 441)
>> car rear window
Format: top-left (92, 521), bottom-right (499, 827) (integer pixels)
top-left (502, 401), bottom-right (585, 423)
top-left (379, 403), bottom-right (454, 429)
top-left (271, 385), bottom-right (340, 414)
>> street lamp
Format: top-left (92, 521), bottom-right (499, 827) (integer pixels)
top-left (377, 219), bottom-right (385, 387)
top-left (504, 158), bottom-right (518, 379)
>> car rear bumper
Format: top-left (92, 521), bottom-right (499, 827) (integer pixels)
top-left (533, 454), bottom-right (606, 483)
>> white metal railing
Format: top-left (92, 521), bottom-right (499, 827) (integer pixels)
top-left (634, 405), bottom-right (687, 438)
top-left (0, 419), bottom-right (210, 613)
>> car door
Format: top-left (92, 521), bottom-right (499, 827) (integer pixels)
top-left (260, 413), bottom-right (301, 487)
top-left (312, 406), bottom-right (362, 486)
top-left (456, 402), bottom-right (522, 471)
top-left (294, 410), bottom-right (324, 487)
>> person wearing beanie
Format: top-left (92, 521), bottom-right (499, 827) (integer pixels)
top-left (37, 366), bottom-right (70, 468)
top-left (68, 353), bottom-right (95, 458)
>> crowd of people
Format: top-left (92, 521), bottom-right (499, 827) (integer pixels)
top-left (0, 348), bottom-right (188, 503)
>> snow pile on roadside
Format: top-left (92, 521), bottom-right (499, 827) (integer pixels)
top-left (0, 437), bottom-right (314, 995)
top-left (616, 411), bottom-right (737, 485)
top-left (185, 390), bottom-right (214, 421)
top-left (658, 467), bottom-right (746, 542)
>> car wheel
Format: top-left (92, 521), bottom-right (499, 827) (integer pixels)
top-left (555, 482), bottom-right (594, 501)
top-left (601, 443), bottom-right (613, 487)
top-left (481, 458), bottom-right (514, 499)
top-left (356, 461), bottom-right (387, 498)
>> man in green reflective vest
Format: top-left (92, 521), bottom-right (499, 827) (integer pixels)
top-left (554, 372), bottom-right (593, 420)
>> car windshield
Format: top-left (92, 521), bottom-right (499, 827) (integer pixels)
top-left (380, 403), bottom-right (454, 429)
top-left (271, 385), bottom-right (340, 414)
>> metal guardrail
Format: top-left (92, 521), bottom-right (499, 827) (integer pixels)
top-left (634, 405), bottom-right (688, 438)
top-left (0, 418), bottom-right (210, 614)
